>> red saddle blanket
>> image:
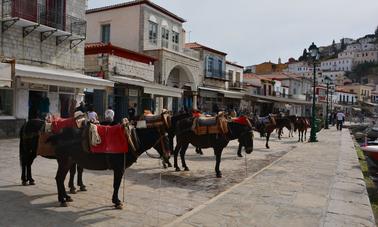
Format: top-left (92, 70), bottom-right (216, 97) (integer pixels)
top-left (51, 118), bottom-right (76, 134)
top-left (90, 125), bottom-right (128, 154)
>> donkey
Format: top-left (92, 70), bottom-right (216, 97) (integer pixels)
top-left (250, 115), bottom-right (276, 149)
top-left (48, 125), bottom-right (171, 209)
top-left (173, 117), bottom-right (254, 178)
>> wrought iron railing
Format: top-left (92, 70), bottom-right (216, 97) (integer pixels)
top-left (2, 0), bottom-right (86, 37)
top-left (205, 70), bottom-right (227, 80)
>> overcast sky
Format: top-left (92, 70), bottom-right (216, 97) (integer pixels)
top-left (88, 0), bottom-right (378, 66)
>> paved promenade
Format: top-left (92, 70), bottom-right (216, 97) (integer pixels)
top-left (165, 128), bottom-right (375, 227)
top-left (0, 128), bottom-right (374, 226)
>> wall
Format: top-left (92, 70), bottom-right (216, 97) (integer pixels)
top-left (108, 55), bottom-right (154, 82)
top-left (141, 5), bottom-right (184, 52)
top-left (0, 0), bottom-right (86, 71)
top-left (86, 5), bottom-right (141, 52)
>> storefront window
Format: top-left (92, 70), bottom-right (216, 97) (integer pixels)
top-left (0, 88), bottom-right (13, 116)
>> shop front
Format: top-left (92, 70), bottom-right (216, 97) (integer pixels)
top-left (14, 64), bottom-right (114, 121)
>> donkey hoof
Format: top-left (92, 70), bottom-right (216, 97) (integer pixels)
top-left (167, 162), bottom-right (172, 168)
top-left (22, 181), bottom-right (27, 186)
top-left (29, 180), bottom-right (35, 185)
top-left (114, 203), bottom-right (123, 209)
top-left (237, 153), bottom-right (243, 158)
top-left (184, 167), bottom-right (190, 171)
top-left (216, 173), bottom-right (222, 178)
top-left (266, 146), bottom-right (270, 149)
top-left (80, 186), bottom-right (87, 192)
top-left (175, 167), bottom-right (181, 172)
top-left (65, 197), bottom-right (73, 202)
top-left (60, 202), bottom-right (68, 207)
top-left (69, 188), bottom-right (77, 194)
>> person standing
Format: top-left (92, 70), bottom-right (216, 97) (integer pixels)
top-left (336, 110), bottom-right (345, 131)
top-left (104, 106), bottom-right (115, 124)
top-left (87, 104), bottom-right (99, 123)
top-left (128, 104), bottom-right (136, 121)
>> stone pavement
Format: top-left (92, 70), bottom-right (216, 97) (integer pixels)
top-left (0, 128), bottom-right (374, 227)
top-left (165, 128), bottom-right (376, 227)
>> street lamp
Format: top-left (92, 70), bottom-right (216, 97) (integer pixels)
top-left (308, 42), bottom-right (319, 142)
top-left (324, 76), bottom-right (332, 129)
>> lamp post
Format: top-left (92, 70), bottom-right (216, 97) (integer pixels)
top-left (324, 76), bottom-right (332, 129)
top-left (308, 42), bottom-right (319, 142)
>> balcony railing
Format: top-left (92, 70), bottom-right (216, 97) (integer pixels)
top-left (2, 0), bottom-right (86, 37)
top-left (229, 81), bottom-right (244, 89)
top-left (205, 70), bottom-right (227, 80)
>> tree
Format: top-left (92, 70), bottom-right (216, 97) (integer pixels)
top-left (375, 25), bottom-right (378, 38)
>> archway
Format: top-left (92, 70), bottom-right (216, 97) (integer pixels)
top-left (166, 65), bottom-right (198, 112)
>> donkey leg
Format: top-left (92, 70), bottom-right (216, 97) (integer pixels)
top-left (21, 164), bottom-right (27, 186)
top-left (112, 168), bottom-right (125, 209)
top-left (26, 163), bottom-right (35, 185)
top-left (68, 163), bottom-right (77, 194)
top-left (237, 143), bottom-right (243, 157)
top-left (76, 165), bottom-right (87, 191)
top-left (173, 143), bottom-right (181, 171)
top-left (266, 133), bottom-right (270, 149)
top-left (56, 159), bottom-right (73, 207)
top-left (214, 148), bottom-right (223, 178)
top-left (180, 143), bottom-right (190, 171)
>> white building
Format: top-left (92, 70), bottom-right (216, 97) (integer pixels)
top-left (321, 58), bottom-right (354, 72)
top-left (86, 0), bottom-right (201, 113)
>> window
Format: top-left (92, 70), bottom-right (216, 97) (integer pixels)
top-left (172, 31), bottom-right (179, 51)
top-left (148, 21), bottom-right (158, 45)
top-left (207, 57), bottom-right (214, 75)
top-left (0, 89), bottom-right (12, 116)
top-left (161, 27), bottom-right (169, 48)
top-left (101, 24), bottom-right (110, 43)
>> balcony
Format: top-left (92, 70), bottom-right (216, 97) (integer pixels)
top-left (1, 0), bottom-right (86, 48)
top-left (205, 70), bottom-right (228, 81)
top-left (229, 81), bottom-right (244, 90)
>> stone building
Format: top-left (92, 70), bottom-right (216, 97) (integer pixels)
top-left (185, 42), bottom-right (244, 113)
top-left (0, 0), bottom-right (113, 138)
top-left (84, 42), bottom-right (176, 121)
top-left (86, 0), bottom-right (200, 113)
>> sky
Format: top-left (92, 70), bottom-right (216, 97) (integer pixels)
top-left (88, 0), bottom-right (378, 66)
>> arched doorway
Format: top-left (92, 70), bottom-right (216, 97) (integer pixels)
top-left (166, 65), bottom-right (197, 113)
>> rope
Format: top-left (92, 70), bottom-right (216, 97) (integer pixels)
top-left (122, 152), bottom-right (126, 203)
top-left (244, 150), bottom-right (248, 178)
top-left (157, 157), bottom-right (162, 226)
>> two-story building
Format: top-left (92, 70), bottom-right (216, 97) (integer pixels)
top-left (84, 42), bottom-right (162, 121)
top-left (0, 0), bottom-right (113, 137)
top-left (86, 0), bottom-right (200, 114)
top-left (185, 42), bottom-right (243, 113)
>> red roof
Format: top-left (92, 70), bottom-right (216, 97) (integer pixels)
top-left (185, 42), bottom-right (227, 56)
top-left (86, 0), bottom-right (186, 23)
top-left (85, 42), bottom-right (157, 64)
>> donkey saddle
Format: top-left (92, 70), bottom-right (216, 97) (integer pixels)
top-left (192, 114), bottom-right (228, 136)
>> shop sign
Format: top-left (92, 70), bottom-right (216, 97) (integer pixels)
top-left (129, 89), bottom-right (139, 97)
top-left (29, 83), bottom-right (48, 91)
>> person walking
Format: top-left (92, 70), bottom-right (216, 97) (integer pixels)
top-left (336, 110), bottom-right (345, 131)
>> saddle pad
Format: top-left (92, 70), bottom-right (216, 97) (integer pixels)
top-left (232, 116), bottom-right (249, 126)
top-left (51, 118), bottom-right (76, 134)
top-left (37, 133), bottom-right (55, 157)
top-left (259, 117), bottom-right (271, 125)
top-left (90, 125), bottom-right (128, 154)
top-left (198, 117), bottom-right (217, 126)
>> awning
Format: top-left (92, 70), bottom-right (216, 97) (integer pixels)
top-left (110, 76), bottom-right (183, 98)
top-left (199, 86), bottom-right (245, 99)
top-left (245, 94), bottom-right (312, 105)
top-left (16, 64), bottom-right (114, 89)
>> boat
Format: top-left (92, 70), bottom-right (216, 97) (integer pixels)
top-left (361, 145), bottom-right (378, 161)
